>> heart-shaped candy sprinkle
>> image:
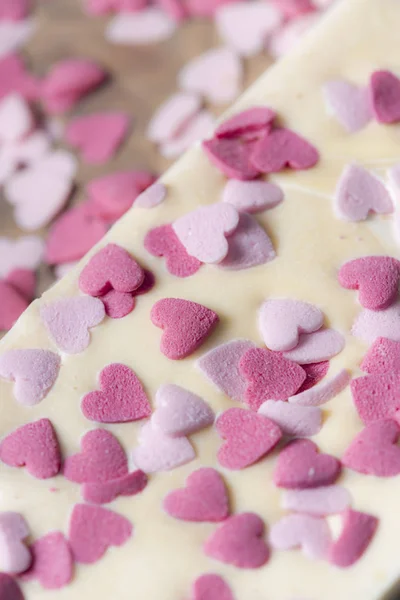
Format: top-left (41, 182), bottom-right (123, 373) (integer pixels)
top-left (328, 509), bottom-right (378, 568)
top-left (135, 181), bottom-right (167, 208)
top-left (40, 296), bottom-right (105, 354)
top-left (271, 0), bottom-right (315, 18)
top-left (132, 422), bottom-right (195, 473)
top-left (106, 8), bottom-right (176, 45)
top-left (0, 418), bottom-right (61, 479)
top-left (298, 361), bottom-right (329, 393)
top-left (202, 136), bottom-right (260, 181)
top-left (22, 532), bottom-right (73, 589)
top-left (370, 70), bottom-right (400, 124)
top-left (239, 347), bottom-right (306, 410)
top-left (323, 79), bottom-right (372, 133)
top-left (163, 468), bottom-right (229, 522)
top-left (351, 373), bottom-right (400, 424)
top-left (0, 573), bottom-right (24, 600)
top-left (152, 384), bottom-right (214, 437)
top-left (282, 485), bottom-right (352, 516)
top-left (79, 243), bottom-right (144, 296)
top-left (204, 512), bottom-right (270, 568)
top-left (283, 329), bottom-right (345, 364)
top-left (81, 363), bottom-right (151, 423)
top-left (222, 179), bottom-right (283, 213)
top-left (289, 369), bottom-right (350, 407)
top-left (274, 439), bottom-right (341, 489)
top-left (172, 204), bottom-right (239, 264)
top-left (6, 268), bottom-right (36, 300)
top-left (144, 224), bottom-right (202, 278)
top-left (83, 470), bottom-right (148, 505)
top-left (191, 574), bottom-right (234, 600)
top-left (342, 420), bottom-right (400, 476)
top-left (216, 407), bottom-right (282, 470)
top-left (68, 504), bottom-right (132, 564)
top-left (219, 213), bottom-right (276, 270)
top-left (160, 110), bottom-right (215, 159)
top-left (0, 281), bottom-right (28, 330)
top-left (0, 512), bottom-right (31, 574)
top-left (259, 299), bottom-right (323, 352)
top-left (251, 128), bottom-right (319, 173)
top-left (151, 298), bottom-right (219, 359)
top-left (215, 106), bottom-right (276, 139)
top-left (0, 235), bottom-right (43, 278)
top-left (361, 337), bottom-right (400, 374)
top-left (258, 401), bottom-right (322, 437)
top-left (147, 92), bottom-right (201, 143)
top-left (334, 164), bottom-right (393, 221)
top-left (338, 256), bottom-right (400, 310)
top-left (269, 514), bottom-right (331, 560)
top-left (197, 339), bottom-right (255, 402)
top-left (352, 300), bottom-right (400, 343)
top-left (0, 93), bottom-right (33, 143)
top-left (100, 289), bottom-right (135, 319)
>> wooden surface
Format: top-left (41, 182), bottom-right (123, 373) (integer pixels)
top-left (0, 0), bottom-right (271, 299)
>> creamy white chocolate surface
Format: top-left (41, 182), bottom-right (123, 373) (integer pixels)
top-left (2, 0), bottom-right (400, 598)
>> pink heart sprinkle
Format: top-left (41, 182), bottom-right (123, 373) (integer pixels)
top-left (132, 421), bottom-right (195, 473)
top-left (22, 532), bottom-right (73, 589)
top-left (0, 93), bottom-right (33, 143)
top-left (343, 420), bottom-right (400, 477)
top-left (0, 349), bottom-right (60, 406)
top-left (361, 337), bottom-right (400, 374)
top-left (100, 289), bottom-right (135, 319)
top-left (64, 429), bottom-right (128, 484)
top-left (216, 407), bottom-right (282, 470)
top-left (191, 574), bottom-right (234, 600)
top-left (283, 328), bottom-right (345, 364)
top-left (87, 170), bottom-right (157, 221)
top-left (370, 70), bottom-right (400, 124)
top-left (65, 111), bottom-right (130, 164)
top-left (216, 3), bottom-right (281, 57)
top-left (186, 0), bottom-right (238, 17)
top-left (274, 439), bottom-right (341, 489)
top-left (271, 0), bottom-right (315, 18)
top-left (178, 47), bottom-right (242, 105)
top-left (289, 369), bottom-right (350, 407)
top-left (297, 361), bottom-right (329, 393)
top-left (352, 300), bottom-right (400, 344)
top-left (323, 79), bottom-right (372, 133)
top-left (79, 243), bottom-right (144, 296)
top-left (144, 224), bottom-right (202, 278)
top-left (106, 8), bottom-right (176, 45)
top-left (0, 513), bottom-right (31, 575)
top-left (157, 0), bottom-right (188, 21)
top-left (0, 53), bottom-right (39, 101)
top-left (239, 347), bottom-right (306, 410)
top-left (197, 339), bottom-right (255, 402)
top-left (258, 401), bottom-right (322, 437)
top-left (0, 418), bottom-right (61, 479)
top-left (151, 298), bottom-right (219, 359)
top-left (334, 164), bottom-right (393, 222)
top-left (6, 268), bottom-right (36, 300)
top-left (259, 299), bottom-right (323, 352)
top-left (219, 213), bottom-right (276, 271)
top-left (0, 281), bottom-right (28, 331)
top-left (338, 256), bottom-right (400, 310)
top-left (202, 136), bottom-right (260, 181)
top-left (351, 372), bottom-right (400, 424)
top-left (82, 363), bottom-right (151, 423)
top-left (222, 179), bottom-right (283, 213)
top-left (282, 485), bottom-right (352, 516)
top-left (204, 512), bottom-right (270, 568)
top-left (68, 504), bottom-right (132, 565)
top-left (163, 468), bottom-right (229, 522)
top-left (215, 106), bottom-right (276, 139)
top-left (269, 514), bottom-right (331, 560)
top-left (135, 181), bottom-right (166, 208)
top-left (328, 509), bottom-right (378, 568)
top-left (173, 203), bottom-right (239, 264)
top-left (0, 573), bottom-right (24, 600)
top-left (147, 92), bottom-right (201, 143)
top-left (40, 296), bottom-right (105, 354)
top-left (0, 0), bottom-right (30, 21)
top-left (83, 470), bottom-right (148, 505)
top-left (152, 384), bottom-right (214, 437)
top-left (45, 204), bottom-right (107, 266)
top-left (251, 128), bottom-right (319, 174)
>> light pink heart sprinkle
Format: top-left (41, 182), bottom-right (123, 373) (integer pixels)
top-left (323, 80), bottom-right (372, 133)
top-left (178, 47), bottom-right (242, 105)
top-left (40, 296), bottom-right (105, 354)
top-left (21, 532), bottom-right (73, 589)
top-left (135, 182), bottom-right (166, 208)
top-left (282, 485), bottom-right (352, 516)
top-left (328, 509), bottom-right (378, 568)
top-left (173, 203), bottom-right (239, 264)
top-left (222, 179), bottom-right (283, 214)
top-left (289, 369), bottom-right (350, 407)
top-left (0, 349), bottom-right (60, 406)
top-left (163, 468), bottom-right (229, 522)
top-left (268, 13), bottom-right (320, 58)
top-left (132, 421), bottom-right (195, 473)
top-left (0, 512), bottom-right (31, 574)
top-left (0, 93), bottom-right (33, 143)
top-left (352, 300), bottom-right (400, 344)
top-left (160, 110), bottom-right (215, 159)
top-left (191, 574), bottom-right (234, 600)
top-left (334, 164), bottom-right (393, 222)
top-left (0, 235), bottom-right (44, 278)
top-left (283, 328), bottom-right (345, 364)
top-left (147, 92), bottom-right (201, 143)
top-left (259, 299), bottom-right (323, 352)
top-left (258, 401), bottom-right (322, 437)
top-left (269, 514), bottom-right (331, 560)
top-left (106, 8), bottom-right (177, 45)
top-left (219, 213), bottom-right (276, 271)
top-left (152, 384), bottom-right (214, 437)
top-left (197, 339), bottom-right (256, 402)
